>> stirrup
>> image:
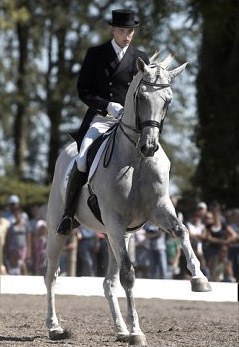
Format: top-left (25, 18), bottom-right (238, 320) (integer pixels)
top-left (57, 215), bottom-right (73, 235)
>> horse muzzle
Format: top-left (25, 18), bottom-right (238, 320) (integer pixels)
top-left (140, 139), bottom-right (159, 157)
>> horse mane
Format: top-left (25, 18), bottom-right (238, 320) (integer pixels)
top-left (150, 51), bottom-right (175, 70)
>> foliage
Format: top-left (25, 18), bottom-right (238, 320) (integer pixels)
top-left (0, 176), bottom-right (50, 207)
top-left (3, 0), bottom-right (233, 202)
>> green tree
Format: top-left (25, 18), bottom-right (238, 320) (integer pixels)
top-left (0, 0), bottom-right (32, 176)
top-left (191, 0), bottom-right (239, 207)
top-left (1, 0), bottom-right (200, 195)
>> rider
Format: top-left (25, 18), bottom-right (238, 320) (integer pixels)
top-left (57, 9), bottom-right (149, 235)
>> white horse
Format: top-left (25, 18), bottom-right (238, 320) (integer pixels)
top-left (45, 54), bottom-right (211, 346)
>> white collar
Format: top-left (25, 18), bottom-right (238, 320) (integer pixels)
top-left (111, 39), bottom-right (128, 56)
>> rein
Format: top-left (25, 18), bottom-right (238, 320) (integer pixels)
top-left (119, 78), bottom-right (171, 147)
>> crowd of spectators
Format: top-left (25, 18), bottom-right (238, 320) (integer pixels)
top-left (0, 194), bottom-right (238, 282)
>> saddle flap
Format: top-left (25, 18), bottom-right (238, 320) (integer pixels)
top-left (87, 192), bottom-right (104, 225)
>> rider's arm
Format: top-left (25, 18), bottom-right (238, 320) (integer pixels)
top-left (77, 47), bottom-right (110, 116)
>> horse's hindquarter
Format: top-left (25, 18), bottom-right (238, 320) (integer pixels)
top-left (47, 142), bottom-right (77, 228)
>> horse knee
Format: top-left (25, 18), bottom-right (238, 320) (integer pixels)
top-left (120, 256), bottom-right (135, 290)
top-left (174, 224), bottom-right (188, 238)
top-left (103, 277), bottom-right (118, 299)
top-left (44, 264), bottom-right (60, 286)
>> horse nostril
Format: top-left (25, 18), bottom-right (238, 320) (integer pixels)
top-left (140, 145), bottom-right (147, 155)
top-left (140, 145), bottom-right (158, 157)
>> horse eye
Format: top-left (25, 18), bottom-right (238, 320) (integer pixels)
top-left (141, 85), bottom-right (147, 92)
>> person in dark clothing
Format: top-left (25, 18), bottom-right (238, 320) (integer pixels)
top-left (57, 9), bottom-right (149, 235)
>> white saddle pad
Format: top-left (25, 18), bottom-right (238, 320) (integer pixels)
top-left (63, 138), bottom-right (109, 191)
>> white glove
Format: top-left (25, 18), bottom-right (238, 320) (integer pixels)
top-left (107, 102), bottom-right (124, 118)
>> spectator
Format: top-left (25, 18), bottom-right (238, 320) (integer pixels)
top-left (145, 222), bottom-right (167, 279)
top-left (186, 207), bottom-right (208, 276)
top-left (76, 226), bottom-right (96, 276)
top-left (226, 208), bottom-right (239, 280)
top-left (60, 231), bottom-right (78, 276)
top-left (210, 244), bottom-right (236, 282)
top-left (166, 233), bottom-right (181, 279)
top-left (3, 195), bottom-right (29, 225)
top-left (0, 205), bottom-right (10, 275)
top-left (133, 227), bottom-right (149, 278)
top-left (1, 197), bottom-right (238, 282)
top-left (95, 232), bottom-right (108, 277)
top-left (196, 201), bottom-right (208, 221)
top-left (27, 204), bottom-right (40, 274)
top-left (34, 219), bottom-right (48, 275)
top-left (187, 208), bottom-right (205, 256)
top-left (201, 207), bottom-right (237, 279)
top-left (4, 207), bottom-right (30, 275)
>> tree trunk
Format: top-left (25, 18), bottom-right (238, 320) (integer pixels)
top-left (46, 11), bottom-right (68, 181)
top-left (194, 1), bottom-right (239, 207)
top-left (14, 12), bottom-right (29, 176)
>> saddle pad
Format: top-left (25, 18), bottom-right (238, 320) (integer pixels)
top-left (63, 138), bottom-right (108, 191)
top-left (88, 137), bottom-right (108, 182)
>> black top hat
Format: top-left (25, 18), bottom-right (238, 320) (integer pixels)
top-left (108, 9), bottom-right (139, 28)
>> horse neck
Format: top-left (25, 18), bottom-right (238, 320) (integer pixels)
top-left (122, 72), bottom-right (143, 129)
top-left (115, 72), bottom-right (144, 158)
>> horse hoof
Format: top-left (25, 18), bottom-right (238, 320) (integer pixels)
top-left (128, 334), bottom-right (148, 346)
top-left (191, 278), bottom-right (212, 292)
top-left (49, 328), bottom-right (71, 340)
top-left (116, 333), bottom-right (130, 342)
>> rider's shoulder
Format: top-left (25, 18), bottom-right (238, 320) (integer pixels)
top-left (87, 41), bottom-right (111, 54)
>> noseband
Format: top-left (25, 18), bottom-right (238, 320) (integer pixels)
top-left (119, 78), bottom-right (171, 147)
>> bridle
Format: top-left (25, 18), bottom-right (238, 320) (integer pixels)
top-left (119, 76), bottom-right (171, 147)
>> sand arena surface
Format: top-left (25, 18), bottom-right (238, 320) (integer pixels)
top-left (0, 294), bottom-right (237, 347)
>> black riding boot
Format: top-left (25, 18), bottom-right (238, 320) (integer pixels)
top-left (57, 161), bottom-right (87, 235)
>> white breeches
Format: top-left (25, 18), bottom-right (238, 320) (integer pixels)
top-left (76, 115), bottom-right (118, 172)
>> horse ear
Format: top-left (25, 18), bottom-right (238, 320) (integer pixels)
top-left (137, 57), bottom-right (150, 74)
top-left (168, 62), bottom-right (188, 79)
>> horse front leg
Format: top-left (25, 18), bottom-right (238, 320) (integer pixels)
top-left (175, 223), bottom-right (212, 291)
top-left (103, 236), bottom-right (130, 342)
top-left (106, 218), bottom-right (147, 347)
top-left (44, 229), bottom-right (68, 340)
top-left (151, 199), bottom-right (211, 292)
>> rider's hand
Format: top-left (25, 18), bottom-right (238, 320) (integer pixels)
top-left (107, 102), bottom-right (124, 118)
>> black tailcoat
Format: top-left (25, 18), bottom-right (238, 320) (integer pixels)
top-left (74, 40), bottom-right (149, 147)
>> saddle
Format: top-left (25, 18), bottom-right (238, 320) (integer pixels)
top-left (85, 124), bottom-right (118, 225)
top-left (85, 134), bottom-right (107, 225)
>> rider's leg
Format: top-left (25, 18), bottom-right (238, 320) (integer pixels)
top-left (57, 122), bottom-right (106, 235)
top-left (57, 161), bottom-right (87, 235)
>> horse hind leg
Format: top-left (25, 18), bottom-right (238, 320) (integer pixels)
top-left (44, 228), bottom-right (69, 339)
top-left (103, 237), bottom-right (129, 342)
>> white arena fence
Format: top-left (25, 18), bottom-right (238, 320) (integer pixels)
top-left (0, 276), bottom-right (237, 302)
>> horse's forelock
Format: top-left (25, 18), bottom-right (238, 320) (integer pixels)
top-left (150, 51), bottom-right (175, 71)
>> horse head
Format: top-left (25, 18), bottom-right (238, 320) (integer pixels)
top-left (122, 54), bottom-right (188, 158)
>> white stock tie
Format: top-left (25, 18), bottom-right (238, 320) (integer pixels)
top-left (118, 50), bottom-right (124, 61)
